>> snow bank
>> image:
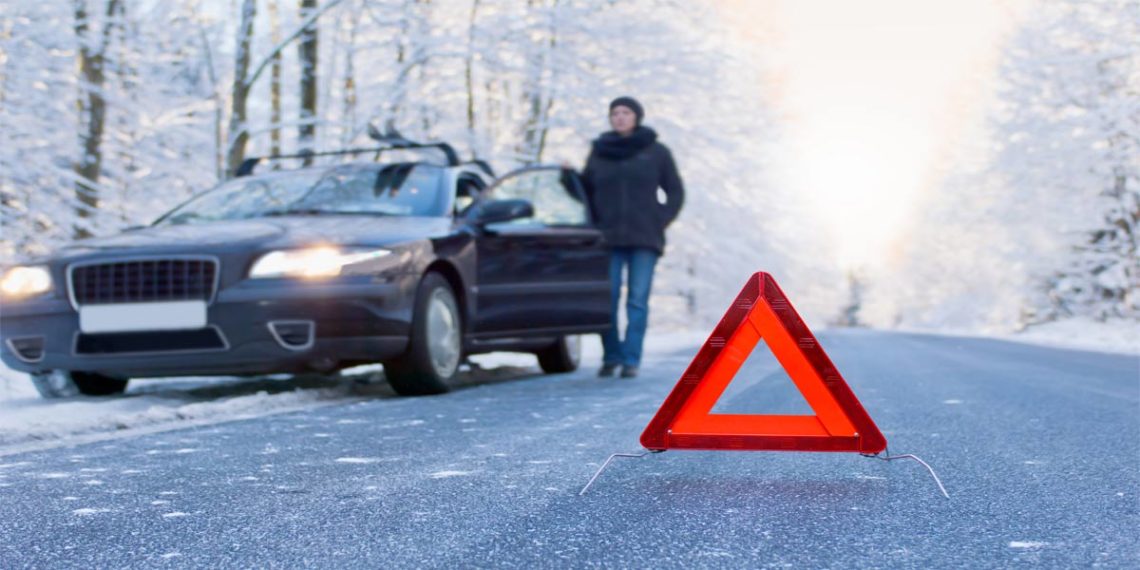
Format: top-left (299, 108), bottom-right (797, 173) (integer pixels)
top-left (0, 332), bottom-right (705, 451)
top-left (0, 369), bottom-right (369, 451)
top-left (894, 317), bottom-right (1138, 356)
top-left (1006, 318), bottom-right (1138, 356)
top-left (0, 367), bottom-right (39, 401)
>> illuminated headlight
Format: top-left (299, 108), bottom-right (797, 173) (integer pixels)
top-left (0, 266), bottom-right (53, 299)
top-left (249, 247), bottom-right (391, 279)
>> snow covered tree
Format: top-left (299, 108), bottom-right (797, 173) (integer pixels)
top-left (996, 0), bottom-right (1140, 322)
top-left (1, 0), bottom-right (825, 326)
top-left (864, 0), bottom-right (1139, 331)
top-left (2, 0), bottom-right (218, 250)
top-left (0, 2), bottom-right (78, 257)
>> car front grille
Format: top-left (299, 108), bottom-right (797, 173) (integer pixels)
top-left (70, 258), bottom-right (218, 306)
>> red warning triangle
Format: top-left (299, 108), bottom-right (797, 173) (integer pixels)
top-left (641, 272), bottom-right (886, 454)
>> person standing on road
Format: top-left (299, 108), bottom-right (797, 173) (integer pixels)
top-left (579, 96), bottom-right (685, 378)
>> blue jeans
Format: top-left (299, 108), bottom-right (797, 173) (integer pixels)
top-left (602, 247), bottom-right (659, 368)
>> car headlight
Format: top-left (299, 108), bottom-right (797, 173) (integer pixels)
top-left (0, 265), bottom-right (53, 299)
top-left (249, 247), bottom-right (391, 279)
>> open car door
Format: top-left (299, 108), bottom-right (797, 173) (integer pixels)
top-left (468, 166), bottom-right (610, 337)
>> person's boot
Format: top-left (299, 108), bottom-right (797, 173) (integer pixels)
top-left (620, 365), bottom-right (639, 378)
top-left (598, 363), bottom-right (619, 377)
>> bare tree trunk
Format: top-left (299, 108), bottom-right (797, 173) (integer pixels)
top-left (196, 26), bottom-right (224, 180)
top-left (396, 1), bottom-right (408, 66)
top-left (519, 0), bottom-right (555, 165)
top-left (534, 2), bottom-right (558, 163)
top-left (464, 0), bottom-right (480, 150)
top-left (226, 0), bottom-right (256, 178)
top-left (385, 0), bottom-right (410, 132)
top-left (298, 0), bottom-right (319, 165)
top-left (269, 0), bottom-right (283, 157)
top-left (535, 91), bottom-right (555, 162)
top-left (341, 5), bottom-right (358, 146)
top-left (113, 0), bottom-right (136, 225)
top-left (519, 4), bottom-right (540, 162)
top-left (384, 0), bottom-right (425, 134)
top-left (73, 0), bottom-right (122, 239)
top-left (413, 0), bottom-right (432, 137)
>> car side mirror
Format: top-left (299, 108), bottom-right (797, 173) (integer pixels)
top-left (474, 199), bottom-right (534, 226)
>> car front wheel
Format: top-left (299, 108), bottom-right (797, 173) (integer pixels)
top-left (31, 370), bottom-right (129, 398)
top-left (384, 272), bottom-right (463, 396)
top-left (537, 335), bottom-right (581, 374)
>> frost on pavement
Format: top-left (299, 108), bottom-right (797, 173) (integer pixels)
top-left (0, 370), bottom-right (368, 449)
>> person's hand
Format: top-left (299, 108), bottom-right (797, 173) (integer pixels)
top-left (560, 160), bottom-right (575, 170)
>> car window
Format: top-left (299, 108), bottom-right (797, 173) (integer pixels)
top-left (156, 164), bottom-right (448, 225)
top-left (455, 173), bottom-right (485, 215)
top-left (292, 164), bottom-right (448, 216)
top-left (487, 169), bottom-right (587, 226)
top-left (156, 171), bottom-right (323, 225)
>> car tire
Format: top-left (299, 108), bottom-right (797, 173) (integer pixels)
top-left (30, 370), bottom-right (129, 398)
top-left (537, 335), bottom-right (581, 374)
top-left (384, 272), bottom-right (463, 396)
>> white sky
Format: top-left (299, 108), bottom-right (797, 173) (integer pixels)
top-left (726, 0), bottom-right (1027, 268)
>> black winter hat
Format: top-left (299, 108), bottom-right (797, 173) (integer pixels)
top-left (609, 96), bottom-right (644, 125)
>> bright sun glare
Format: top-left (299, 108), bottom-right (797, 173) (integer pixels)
top-left (788, 111), bottom-right (930, 268)
top-left (745, 0), bottom-right (1024, 269)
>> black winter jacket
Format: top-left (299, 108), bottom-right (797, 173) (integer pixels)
top-left (581, 126), bottom-right (685, 254)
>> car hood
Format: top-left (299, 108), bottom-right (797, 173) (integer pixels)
top-left (51, 216), bottom-right (454, 261)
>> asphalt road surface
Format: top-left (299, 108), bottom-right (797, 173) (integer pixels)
top-left (0, 330), bottom-right (1136, 568)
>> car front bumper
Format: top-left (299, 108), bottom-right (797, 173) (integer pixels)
top-left (0, 275), bottom-right (419, 378)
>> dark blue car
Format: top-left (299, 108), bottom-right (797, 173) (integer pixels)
top-left (0, 141), bottom-right (610, 398)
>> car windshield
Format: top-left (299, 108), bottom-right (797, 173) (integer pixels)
top-left (156, 163), bottom-right (448, 225)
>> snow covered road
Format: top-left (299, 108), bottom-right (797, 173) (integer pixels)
top-left (0, 329), bottom-right (1136, 568)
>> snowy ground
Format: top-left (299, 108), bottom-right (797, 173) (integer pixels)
top-left (0, 318), bottom-right (1130, 453)
top-left (0, 327), bottom-right (1135, 568)
top-left (0, 333), bottom-right (709, 453)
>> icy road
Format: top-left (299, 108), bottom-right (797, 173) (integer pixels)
top-left (0, 330), bottom-right (1136, 568)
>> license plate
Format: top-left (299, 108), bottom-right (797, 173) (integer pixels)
top-left (79, 301), bottom-right (208, 334)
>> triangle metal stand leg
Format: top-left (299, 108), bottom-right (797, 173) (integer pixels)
top-left (579, 450), bottom-right (662, 496)
top-left (864, 447), bottom-right (950, 499)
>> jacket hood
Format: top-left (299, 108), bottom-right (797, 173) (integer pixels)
top-left (591, 126), bottom-right (658, 160)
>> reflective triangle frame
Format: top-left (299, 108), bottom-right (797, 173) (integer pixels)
top-left (641, 272), bottom-right (887, 454)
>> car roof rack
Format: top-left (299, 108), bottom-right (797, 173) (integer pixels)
top-left (235, 125), bottom-right (461, 178)
top-left (366, 125), bottom-right (461, 166)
